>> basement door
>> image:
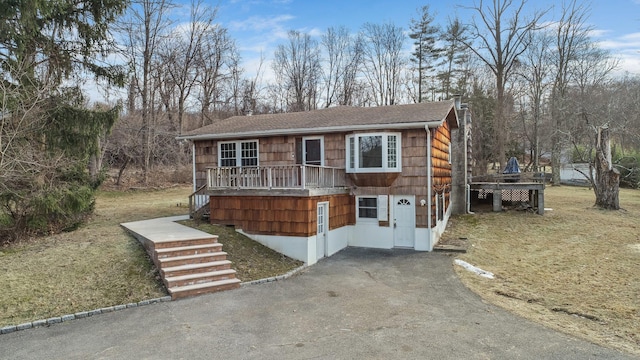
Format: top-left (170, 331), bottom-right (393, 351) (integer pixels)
top-left (393, 196), bottom-right (415, 248)
top-left (316, 202), bottom-right (329, 260)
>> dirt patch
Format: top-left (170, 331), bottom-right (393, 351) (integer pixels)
top-left (447, 186), bottom-right (640, 356)
top-left (435, 236), bottom-right (469, 252)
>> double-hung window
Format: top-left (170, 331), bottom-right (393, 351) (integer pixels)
top-left (357, 197), bottom-right (378, 221)
top-left (346, 133), bottom-right (401, 173)
top-left (218, 140), bottom-right (258, 167)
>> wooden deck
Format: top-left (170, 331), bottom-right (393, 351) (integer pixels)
top-left (470, 182), bottom-right (545, 215)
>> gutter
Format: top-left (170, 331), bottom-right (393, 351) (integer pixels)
top-left (426, 125), bottom-right (432, 240)
top-left (176, 120), bottom-right (448, 141)
top-left (192, 142), bottom-right (197, 192)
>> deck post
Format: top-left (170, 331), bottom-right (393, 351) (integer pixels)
top-left (537, 189), bottom-right (544, 215)
top-left (492, 189), bottom-right (502, 212)
top-left (268, 168), bottom-right (272, 189)
top-left (301, 166), bottom-right (306, 190)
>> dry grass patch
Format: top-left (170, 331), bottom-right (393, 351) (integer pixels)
top-left (180, 221), bottom-right (303, 282)
top-left (0, 186), bottom-right (192, 327)
top-left (446, 186), bottom-right (640, 356)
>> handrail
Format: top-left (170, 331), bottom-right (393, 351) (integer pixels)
top-left (205, 165), bottom-right (347, 190)
top-left (189, 184), bottom-right (208, 218)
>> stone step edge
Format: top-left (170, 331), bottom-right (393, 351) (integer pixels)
top-left (155, 243), bottom-right (223, 254)
top-left (168, 278), bottom-right (241, 294)
top-left (0, 264), bottom-right (308, 336)
top-left (157, 252), bottom-right (227, 264)
top-left (164, 269), bottom-right (237, 283)
top-left (161, 260), bottom-right (232, 273)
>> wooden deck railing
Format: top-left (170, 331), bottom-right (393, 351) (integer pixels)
top-left (471, 172), bottom-right (552, 184)
top-left (188, 184), bottom-right (210, 219)
top-left (206, 165), bottom-right (347, 190)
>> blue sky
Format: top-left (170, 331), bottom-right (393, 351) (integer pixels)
top-left (201, 0), bottom-right (640, 76)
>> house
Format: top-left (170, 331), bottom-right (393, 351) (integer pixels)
top-left (177, 99), bottom-right (470, 265)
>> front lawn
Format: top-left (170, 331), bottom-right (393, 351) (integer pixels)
top-left (446, 186), bottom-right (640, 356)
top-left (0, 186), bottom-right (301, 327)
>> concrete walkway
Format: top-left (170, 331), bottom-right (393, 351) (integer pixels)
top-left (0, 248), bottom-right (633, 359)
top-left (121, 215), bottom-right (212, 245)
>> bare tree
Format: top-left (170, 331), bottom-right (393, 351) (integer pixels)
top-left (194, 23), bottom-right (240, 123)
top-left (159, 0), bottom-right (218, 133)
top-left (272, 30), bottom-right (321, 112)
top-left (549, 0), bottom-right (591, 184)
top-left (593, 126), bottom-right (620, 209)
top-left (361, 22), bottom-right (406, 106)
top-left (462, 0), bottom-right (547, 168)
top-left (515, 30), bottom-right (553, 171)
top-left (119, 0), bottom-right (174, 183)
top-left (320, 26), bottom-right (363, 107)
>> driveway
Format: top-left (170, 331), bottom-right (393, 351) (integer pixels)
top-left (0, 248), bottom-right (633, 359)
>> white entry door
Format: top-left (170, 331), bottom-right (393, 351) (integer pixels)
top-left (394, 196), bottom-right (415, 248)
top-left (316, 202), bottom-right (329, 260)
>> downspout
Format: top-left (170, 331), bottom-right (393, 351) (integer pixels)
top-left (425, 126), bottom-right (432, 241)
top-left (192, 142), bottom-right (197, 192)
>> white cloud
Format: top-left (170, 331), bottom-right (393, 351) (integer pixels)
top-left (229, 14), bottom-right (294, 32)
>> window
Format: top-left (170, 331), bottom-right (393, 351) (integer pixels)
top-left (346, 133), bottom-right (401, 173)
top-left (218, 140), bottom-right (258, 167)
top-left (358, 197), bottom-right (378, 219)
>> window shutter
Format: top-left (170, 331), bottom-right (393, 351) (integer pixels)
top-left (377, 195), bottom-right (388, 221)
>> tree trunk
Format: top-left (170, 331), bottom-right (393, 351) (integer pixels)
top-left (593, 126), bottom-right (620, 210)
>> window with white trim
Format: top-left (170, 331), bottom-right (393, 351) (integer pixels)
top-left (346, 133), bottom-right (401, 173)
top-left (218, 140), bottom-right (258, 167)
top-left (357, 197), bottom-right (378, 220)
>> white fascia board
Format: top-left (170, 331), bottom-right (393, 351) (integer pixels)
top-left (176, 121), bottom-right (446, 141)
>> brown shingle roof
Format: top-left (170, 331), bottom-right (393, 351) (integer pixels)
top-left (178, 100), bottom-right (457, 140)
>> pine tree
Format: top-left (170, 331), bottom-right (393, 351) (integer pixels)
top-left (0, 0), bottom-right (126, 241)
top-left (408, 5), bottom-right (441, 103)
top-left (437, 18), bottom-right (470, 99)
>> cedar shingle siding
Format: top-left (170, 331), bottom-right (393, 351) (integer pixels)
top-left (186, 101), bottom-right (459, 236)
top-left (431, 121), bottom-right (452, 224)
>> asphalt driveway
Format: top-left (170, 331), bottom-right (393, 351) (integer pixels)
top-left (0, 248), bottom-right (633, 359)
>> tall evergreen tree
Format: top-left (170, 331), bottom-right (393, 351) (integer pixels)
top-left (0, 0), bottom-right (127, 240)
top-left (437, 18), bottom-right (469, 99)
top-left (408, 5), bottom-right (440, 103)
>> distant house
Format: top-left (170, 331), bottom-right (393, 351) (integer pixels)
top-left (177, 100), bottom-right (470, 264)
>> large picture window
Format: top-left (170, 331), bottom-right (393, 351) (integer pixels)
top-left (346, 133), bottom-right (401, 173)
top-left (218, 140), bottom-right (258, 167)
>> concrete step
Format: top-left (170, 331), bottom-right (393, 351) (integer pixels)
top-left (158, 252), bottom-right (228, 268)
top-left (164, 269), bottom-right (237, 288)
top-left (153, 235), bottom-right (219, 249)
top-left (161, 260), bottom-right (233, 278)
top-left (155, 243), bottom-right (223, 259)
top-left (169, 278), bottom-right (241, 300)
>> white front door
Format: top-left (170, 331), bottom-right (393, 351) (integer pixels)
top-left (394, 196), bottom-right (415, 248)
top-left (316, 202), bottom-right (329, 259)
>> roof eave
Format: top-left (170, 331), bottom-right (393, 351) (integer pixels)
top-left (177, 121), bottom-right (447, 141)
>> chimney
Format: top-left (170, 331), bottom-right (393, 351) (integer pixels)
top-left (453, 94), bottom-right (462, 110)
